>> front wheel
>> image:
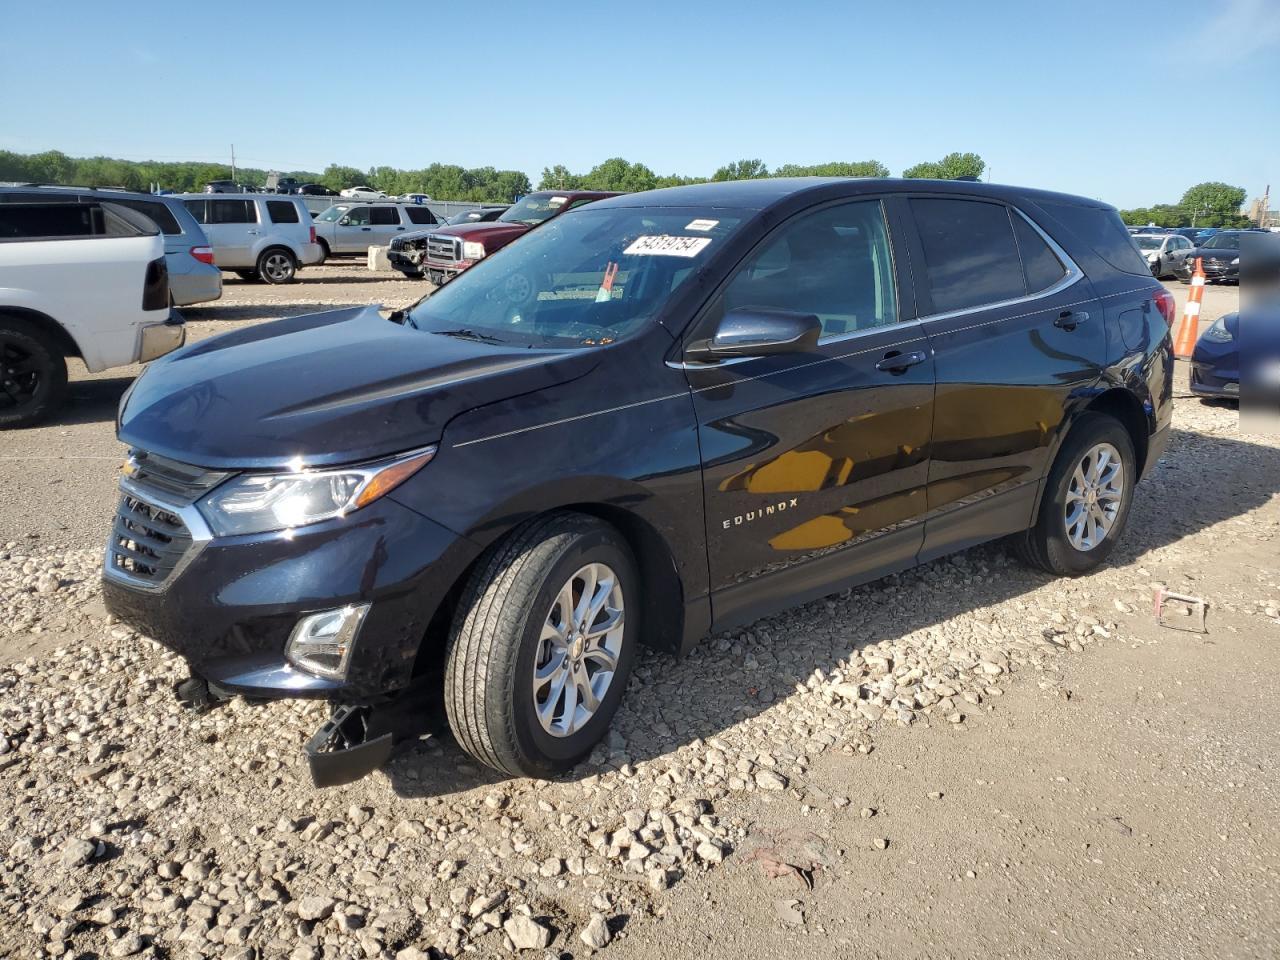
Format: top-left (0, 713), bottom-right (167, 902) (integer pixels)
top-left (256, 248), bottom-right (297, 284)
top-left (444, 512), bottom-right (638, 777)
top-left (1013, 413), bottom-right (1136, 576)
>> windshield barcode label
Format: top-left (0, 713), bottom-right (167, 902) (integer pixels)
top-left (623, 235), bottom-right (713, 258)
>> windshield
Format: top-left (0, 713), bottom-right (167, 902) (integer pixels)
top-left (316, 205), bottom-right (349, 222)
top-left (406, 206), bottom-right (743, 348)
top-left (1202, 233), bottom-right (1240, 250)
top-left (1135, 236), bottom-right (1164, 250)
top-left (499, 194), bottom-right (574, 226)
top-left (447, 210), bottom-right (485, 224)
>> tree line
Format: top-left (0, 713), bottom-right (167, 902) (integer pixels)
top-left (1118, 182), bottom-right (1252, 229)
top-left (1, 149), bottom-right (993, 202)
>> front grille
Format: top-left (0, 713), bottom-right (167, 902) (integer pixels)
top-left (123, 448), bottom-right (229, 504)
top-left (425, 234), bottom-right (461, 263)
top-left (108, 493), bottom-right (193, 584)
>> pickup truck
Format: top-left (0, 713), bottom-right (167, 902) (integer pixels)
top-left (0, 200), bottom-right (183, 427)
top-left (387, 190), bottom-right (619, 282)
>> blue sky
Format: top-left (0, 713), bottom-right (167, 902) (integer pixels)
top-left (2, 0), bottom-right (1277, 208)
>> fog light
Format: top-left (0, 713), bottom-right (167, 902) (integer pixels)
top-left (286, 604), bottom-right (370, 679)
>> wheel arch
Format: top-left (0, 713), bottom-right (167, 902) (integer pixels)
top-left (0, 306), bottom-right (82, 360)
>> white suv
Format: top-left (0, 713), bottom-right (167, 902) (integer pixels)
top-left (178, 194), bottom-right (323, 284)
top-left (311, 201), bottom-right (440, 258)
top-left (0, 200), bottom-right (183, 427)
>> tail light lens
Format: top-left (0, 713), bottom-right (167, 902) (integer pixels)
top-left (310, 226), bottom-right (317, 244)
top-left (1153, 289), bottom-right (1176, 327)
top-left (190, 245), bottom-right (215, 265)
top-left (142, 256), bottom-right (169, 311)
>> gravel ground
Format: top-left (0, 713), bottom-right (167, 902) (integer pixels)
top-left (1, 269), bottom-right (1275, 960)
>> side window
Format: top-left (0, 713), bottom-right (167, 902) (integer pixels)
top-left (266, 200), bottom-right (300, 224)
top-left (184, 199), bottom-right (209, 223)
top-left (721, 200), bottom-right (898, 338)
top-left (1037, 201), bottom-right (1152, 276)
top-left (405, 207), bottom-right (436, 225)
top-left (345, 206), bottom-right (371, 225)
top-left (111, 200), bottom-right (181, 235)
top-left (910, 198), bottom-right (1025, 313)
top-left (209, 199), bottom-right (256, 224)
top-left (566, 198), bottom-right (597, 210)
top-left (1010, 211), bottom-right (1067, 293)
top-left (370, 206), bottom-right (399, 225)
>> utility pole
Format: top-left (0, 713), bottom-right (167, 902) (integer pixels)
top-left (1261, 184), bottom-right (1271, 228)
top-left (231, 144), bottom-right (236, 184)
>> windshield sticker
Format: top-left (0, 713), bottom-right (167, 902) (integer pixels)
top-left (549, 196), bottom-right (568, 206)
top-left (685, 218), bottom-right (719, 231)
top-left (595, 261), bottom-right (620, 303)
top-left (624, 235), bottom-right (713, 258)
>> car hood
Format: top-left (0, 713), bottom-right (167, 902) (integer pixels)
top-left (430, 221), bottom-right (531, 242)
top-left (118, 306), bottom-right (597, 469)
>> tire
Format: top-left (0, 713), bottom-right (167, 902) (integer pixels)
top-left (234, 269), bottom-right (260, 282)
top-left (256, 247), bottom-right (297, 284)
top-left (445, 511), bottom-right (639, 777)
top-left (1013, 412), bottom-right (1136, 576)
top-left (0, 317), bottom-right (69, 429)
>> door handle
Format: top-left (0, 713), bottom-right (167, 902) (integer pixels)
top-left (396, 226), bottom-right (405, 230)
top-left (1054, 309), bottom-right (1089, 330)
top-left (360, 227), bottom-right (371, 231)
top-left (875, 349), bottom-right (928, 374)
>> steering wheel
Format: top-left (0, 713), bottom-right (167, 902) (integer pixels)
top-left (504, 271), bottom-right (535, 305)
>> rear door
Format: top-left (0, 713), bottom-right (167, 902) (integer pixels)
top-left (189, 198), bottom-right (256, 267)
top-left (905, 195), bottom-right (1106, 560)
top-left (687, 198), bottom-right (935, 628)
top-left (369, 205), bottom-right (402, 246)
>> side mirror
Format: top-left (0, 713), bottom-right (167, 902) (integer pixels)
top-left (339, 216), bottom-right (351, 226)
top-left (685, 307), bottom-right (822, 362)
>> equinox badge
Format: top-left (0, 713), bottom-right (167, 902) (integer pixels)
top-left (723, 498), bottom-right (799, 529)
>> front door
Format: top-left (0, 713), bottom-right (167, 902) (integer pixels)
top-left (903, 196), bottom-right (1107, 560)
top-left (685, 198), bottom-right (936, 629)
top-left (337, 205), bottom-right (373, 253)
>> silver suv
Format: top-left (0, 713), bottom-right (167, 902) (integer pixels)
top-left (311, 201), bottom-right (439, 258)
top-left (179, 194), bottom-right (323, 284)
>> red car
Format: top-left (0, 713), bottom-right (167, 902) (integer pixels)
top-left (387, 190), bottom-right (620, 283)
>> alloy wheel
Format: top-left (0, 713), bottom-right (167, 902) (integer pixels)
top-left (262, 252), bottom-right (293, 282)
top-left (0, 337), bottom-right (40, 412)
top-left (1064, 442), bottom-right (1124, 551)
top-left (532, 562), bottom-right (625, 738)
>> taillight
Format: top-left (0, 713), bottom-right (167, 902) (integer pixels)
top-left (142, 256), bottom-right (169, 311)
top-left (1153, 289), bottom-right (1176, 327)
top-left (309, 226), bottom-right (317, 244)
top-left (190, 245), bottom-right (215, 265)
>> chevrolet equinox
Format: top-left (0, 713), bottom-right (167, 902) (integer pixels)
top-left (103, 178), bottom-right (1174, 784)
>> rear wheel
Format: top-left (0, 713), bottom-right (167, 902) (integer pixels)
top-left (0, 317), bottom-right (68, 429)
top-left (1013, 413), bottom-right (1136, 575)
top-left (256, 248), bottom-right (297, 284)
top-left (444, 512), bottom-right (638, 777)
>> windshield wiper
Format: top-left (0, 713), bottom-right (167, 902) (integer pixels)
top-left (432, 328), bottom-right (505, 343)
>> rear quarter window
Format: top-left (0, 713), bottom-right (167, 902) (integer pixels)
top-left (1010, 212), bottom-right (1067, 293)
top-left (405, 207), bottom-right (436, 225)
top-left (111, 199), bottom-right (181, 235)
top-left (266, 200), bottom-right (300, 224)
top-left (1036, 201), bottom-right (1151, 276)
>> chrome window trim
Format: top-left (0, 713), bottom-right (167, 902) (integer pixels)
top-left (102, 477), bottom-right (213, 594)
top-left (913, 205), bottom-right (1084, 325)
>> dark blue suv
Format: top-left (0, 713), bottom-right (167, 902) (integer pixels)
top-left (102, 178), bottom-right (1174, 784)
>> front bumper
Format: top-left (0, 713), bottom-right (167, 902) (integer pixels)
top-left (1189, 362), bottom-right (1239, 398)
top-left (137, 312), bottom-right (187, 363)
top-left (102, 493), bottom-right (480, 701)
top-left (1176, 260), bottom-right (1239, 282)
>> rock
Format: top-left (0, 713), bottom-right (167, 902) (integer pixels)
top-left (873, 837), bottom-right (889, 850)
top-left (60, 838), bottom-right (96, 868)
top-left (395, 949), bottom-right (433, 960)
top-left (695, 841), bottom-right (724, 864)
top-left (774, 899), bottom-right (805, 925)
top-left (504, 915), bottom-right (553, 950)
top-left (580, 913), bottom-right (612, 949)
top-left (296, 895), bottom-right (336, 921)
top-left (468, 890), bottom-right (507, 918)
top-left (109, 934), bottom-right (145, 957)
top-left (756, 770), bottom-right (788, 791)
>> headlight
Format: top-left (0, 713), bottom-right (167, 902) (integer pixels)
top-left (462, 241), bottom-right (486, 260)
top-left (198, 446), bottom-right (436, 536)
top-left (1202, 317), bottom-right (1233, 343)
top-left (1231, 257), bottom-right (1239, 265)
top-left (1146, 252), bottom-right (1158, 262)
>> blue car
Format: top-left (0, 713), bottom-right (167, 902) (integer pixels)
top-left (1190, 312), bottom-right (1238, 399)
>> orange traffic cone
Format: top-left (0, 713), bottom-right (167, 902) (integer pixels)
top-left (1173, 257), bottom-right (1205, 358)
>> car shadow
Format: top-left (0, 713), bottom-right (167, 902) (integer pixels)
top-left (380, 425), bottom-right (1280, 798)
top-left (48, 376), bottom-right (135, 426)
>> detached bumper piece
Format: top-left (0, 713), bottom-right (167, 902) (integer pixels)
top-left (305, 705), bottom-right (394, 788)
